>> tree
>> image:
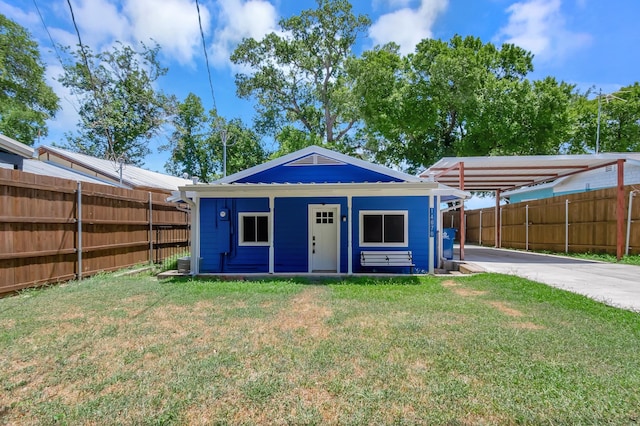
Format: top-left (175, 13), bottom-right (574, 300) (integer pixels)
top-left (0, 14), bottom-right (59, 145)
top-left (59, 41), bottom-right (174, 165)
top-left (163, 93), bottom-right (268, 182)
top-left (231, 0), bottom-right (370, 154)
top-left (353, 35), bottom-right (578, 171)
top-left (570, 83), bottom-right (640, 153)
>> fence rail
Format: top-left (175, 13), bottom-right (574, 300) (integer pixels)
top-left (443, 186), bottom-right (640, 256)
top-left (0, 168), bottom-right (189, 295)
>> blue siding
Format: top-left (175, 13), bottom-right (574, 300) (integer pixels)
top-left (509, 188), bottom-right (554, 203)
top-left (200, 198), bottom-right (270, 273)
top-left (236, 163), bottom-right (403, 184)
top-left (200, 195), bottom-right (435, 274)
top-left (274, 197), bottom-right (348, 273)
top-left (352, 196), bottom-right (431, 273)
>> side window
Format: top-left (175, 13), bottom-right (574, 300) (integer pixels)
top-left (239, 213), bottom-right (270, 246)
top-left (359, 211), bottom-right (408, 247)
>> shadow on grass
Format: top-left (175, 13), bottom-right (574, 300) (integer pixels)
top-left (159, 274), bottom-right (425, 286)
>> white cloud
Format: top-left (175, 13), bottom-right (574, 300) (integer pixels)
top-left (373, 0), bottom-right (414, 8)
top-left (210, 0), bottom-right (279, 67)
top-left (124, 0), bottom-right (207, 65)
top-left (497, 0), bottom-right (591, 62)
top-left (369, 0), bottom-right (448, 55)
top-left (71, 0), bottom-right (130, 48)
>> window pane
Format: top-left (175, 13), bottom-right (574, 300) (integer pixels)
top-left (384, 214), bottom-right (405, 243)
top-left (256, 216), bottom-right (269, 242)
top-left (243, 216), bottom-right (256, 242)
top-left (363, 215), bottom-right (383, 243)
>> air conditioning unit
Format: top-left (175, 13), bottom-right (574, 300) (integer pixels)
top-left (177, 257), bottom-right (191, 273)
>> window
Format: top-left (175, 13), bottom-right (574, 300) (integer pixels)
top-left (359, 210), bottom-right (408, 247)
top-left (239, 213), bottom-right (270, 246)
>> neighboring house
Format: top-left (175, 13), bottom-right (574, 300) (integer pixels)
top-left (0, 134), bottom-right (34, 170)
top-left (504, 154), bottom-right (640, 203)
top-left (37, 145), bottom-right (192, 193)
top-left (177, 145), bottom-right (469, 275)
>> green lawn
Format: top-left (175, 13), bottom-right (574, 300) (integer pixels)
top-left (1, 272), bottom-right (639, 425)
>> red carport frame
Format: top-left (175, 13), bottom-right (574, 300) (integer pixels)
top-left (421, 155), bottom-right (629, 260)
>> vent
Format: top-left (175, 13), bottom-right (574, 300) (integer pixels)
top-left (286, 154), bottom-right (345, 166)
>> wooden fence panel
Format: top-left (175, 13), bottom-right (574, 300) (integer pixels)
top-left (0, 168), bottom-right (189, 295)
top-left (442, 186), bottom-right (640, 256)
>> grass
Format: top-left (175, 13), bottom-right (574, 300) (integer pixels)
top-left (1, 272), bottom-right (639, 424)
top-left (532, 249), bottom-right (640, 265)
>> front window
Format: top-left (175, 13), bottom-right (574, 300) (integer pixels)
top-left (359, 211), bottom-right (408, 247)
top-left (239, 213), bottom-right (270, 246)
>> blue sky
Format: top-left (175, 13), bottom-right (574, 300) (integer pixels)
top-left (3, 0), bottom-right (639, 183)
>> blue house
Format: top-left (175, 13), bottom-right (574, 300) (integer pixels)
top-left (177, 146), bottom-right (469, 275)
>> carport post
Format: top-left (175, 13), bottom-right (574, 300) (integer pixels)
top-left (495, 189), bottom-right (501, 248)
top-left (617, 159), bottom-right (625, 260)
top-left (459, 162), bottom-right (465, 260)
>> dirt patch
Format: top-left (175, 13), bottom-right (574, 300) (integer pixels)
top-left (453, 288), bottom-right (488, 297)
top-left (275, 286), bottom-right (331, 339)
top-left (487, 301), bottom-right (523, 317)
top-left (510, 321), bottom-right (545, 330)
top-left (442, 280), bottom-right (458, 287)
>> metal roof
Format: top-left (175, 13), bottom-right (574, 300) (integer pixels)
top-left (420, 153), bottom-right (640, 192)
top-left (38, 146), bottom-right (192, 192)
top-left (21, 159), bottom-right (124, 186)
top-left (215, 145), bottom-right (423, 184)
top-left (0, 134), bottom-right (34, 158)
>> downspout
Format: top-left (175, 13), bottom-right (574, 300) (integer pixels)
top-left (626, 190), bottom-right (638, 256)
top-left (180, 190), bottom-right (198, 276)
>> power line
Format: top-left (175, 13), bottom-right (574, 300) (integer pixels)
top-left (195, 0), bottom-right (217, 112)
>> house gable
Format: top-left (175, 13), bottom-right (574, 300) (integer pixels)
top-left (216, 145), bottom-right (419, 184)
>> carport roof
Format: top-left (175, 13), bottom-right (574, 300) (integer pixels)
top-left (420, 153), bottom-right (640, 191)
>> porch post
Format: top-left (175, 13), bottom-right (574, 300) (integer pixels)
top-left (347, 195), bottom-right (353, 274)
top-left (616, 159), bottom-right (625, 260)
top-left (269, 196), bottom-right (275, 273)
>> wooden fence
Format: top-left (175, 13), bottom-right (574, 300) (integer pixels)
top-left (0, 168), bottom-right (190, 295)
top-left (443, 186), bottom-right (640, 256)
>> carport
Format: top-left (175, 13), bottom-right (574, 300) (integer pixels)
top-left (421, 154), bottom-right (632, 260)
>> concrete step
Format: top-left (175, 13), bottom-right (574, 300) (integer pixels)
top-left (458, 262), bottom-right (485, 274)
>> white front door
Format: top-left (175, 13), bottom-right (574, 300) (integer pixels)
top-left (309, 205), bottom-right (340, 272)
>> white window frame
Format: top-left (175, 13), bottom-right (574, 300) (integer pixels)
top-left (359, 210), bottom-right (408, 247)
top-left (238, 212), bottom-right (271, 246)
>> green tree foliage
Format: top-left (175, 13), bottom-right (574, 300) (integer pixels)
top-left (163, 93), bottom-right (267, 182)
top-left (0, 14), bottom-right (59, 145)
top-left (570, 84), bottom-right (640, 153)
top-left (353, 35), bottom-right (579, 171)
top-left (231, 0), bottom-right (370, 155)
top-left (59, 42), bottom-right (174, 165)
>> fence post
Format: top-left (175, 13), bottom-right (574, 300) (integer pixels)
top-left (149, 192), bottom-right (153, 265)
top-left (77, 181), bottom-right (82, 280)
top-left (479, 210), bottom-right (482, 245)
top-left (565, 199), bottom-right (569, 253)
top-left (626, 191), bottom-right (636, 256)
top-left (525, 204), bottom-right (529, 251)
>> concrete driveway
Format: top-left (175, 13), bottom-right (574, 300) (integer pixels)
top-left (461, 245), bottom-right (640, 312)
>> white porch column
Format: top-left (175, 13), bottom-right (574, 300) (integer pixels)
top-left (347, 195), bottom-right (353, 275)
top-left (269, 196), bottom-right (275, 274)
top-left (428, 194), bottom-right (435, 274)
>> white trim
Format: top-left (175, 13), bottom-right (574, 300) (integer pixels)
top-left (308, 204), bottom-right (341, 273)
top-left (180, 181), bottom-right (470, 200)
top-left (238, 212), bottom-right (271, 246)
top-left (428, 196), bottom-right (435, 274)
top-left (359, 210), bottom-right (409, 248)
top-left (269, 196), bottom-right (275, 274)
top-left (347, 196), bottom-right (353, 275)
top-left (214, 145), bottom-right (422, 184)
